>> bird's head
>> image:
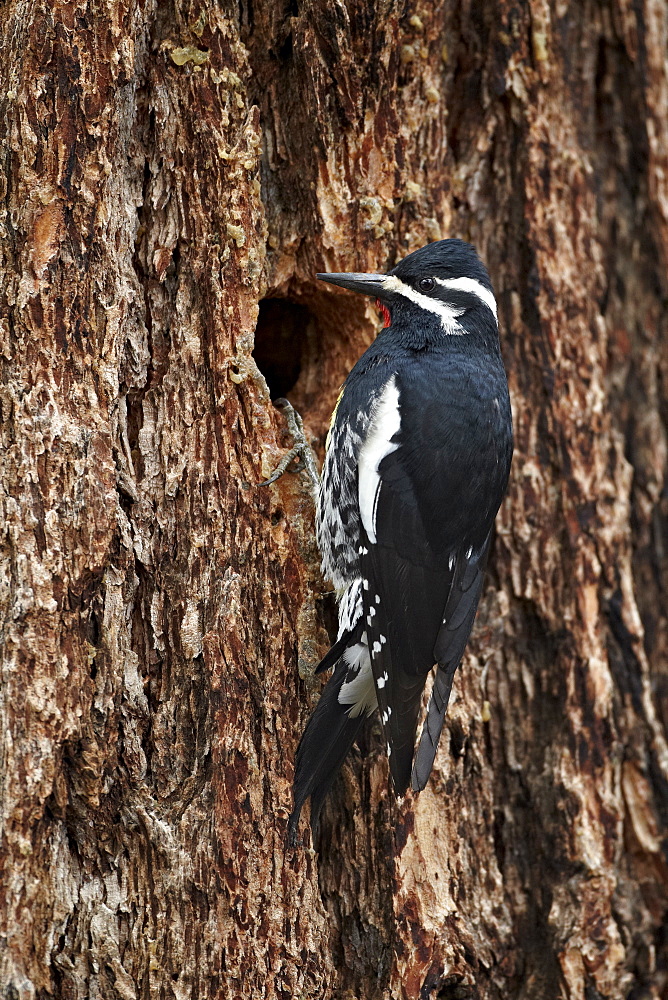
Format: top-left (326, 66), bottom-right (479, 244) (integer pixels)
top-left (317, 239), bottom-right (497, 336)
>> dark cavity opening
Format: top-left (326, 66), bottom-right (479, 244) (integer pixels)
top-left (253, 298), bottom-right (311, 399)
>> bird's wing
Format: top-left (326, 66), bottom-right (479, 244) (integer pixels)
top-left (359, 495), bottom-right (464, 796)
top-left (357, 372), bottom-right (493, 794)
top-left (411, 535), bottom-right (491, 790)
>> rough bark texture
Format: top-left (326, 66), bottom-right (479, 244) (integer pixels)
top-left (1, 1), bottom-right (668, 998)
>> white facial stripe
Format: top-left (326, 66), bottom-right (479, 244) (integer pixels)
top-left (358, 376), bottom-right (401, 544)
top-left (382, 275), bottom-right (465, 334)
top-left (434, 277), bottom-right (498, 321)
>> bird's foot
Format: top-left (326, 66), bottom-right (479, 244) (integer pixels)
top-left (260, 398), bottom-right (319, 497)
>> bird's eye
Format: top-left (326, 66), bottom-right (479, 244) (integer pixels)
top-left (418, 277), bottom-right (435, 293)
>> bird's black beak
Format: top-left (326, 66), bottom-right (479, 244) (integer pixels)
top-left (316, 272), bottom-right (388, 298)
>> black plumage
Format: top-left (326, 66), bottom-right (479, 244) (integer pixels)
top-left (289, 239), bottom-right (513, 843)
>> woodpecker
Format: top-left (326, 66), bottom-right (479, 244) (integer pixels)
top-left (288, 239), bottom-right (513, 843)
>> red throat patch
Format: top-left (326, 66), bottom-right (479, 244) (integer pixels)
top-left (376, 298), bottom-right (391, 328)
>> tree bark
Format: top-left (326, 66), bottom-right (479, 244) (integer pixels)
top-left (1, 1), bottom-right (668, 998)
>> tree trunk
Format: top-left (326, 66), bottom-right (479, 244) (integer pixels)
top-left (2, 1), bottom-right (667, 998)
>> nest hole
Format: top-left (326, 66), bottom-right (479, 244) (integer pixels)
top-left (253, 298), bottom-right (312, 399)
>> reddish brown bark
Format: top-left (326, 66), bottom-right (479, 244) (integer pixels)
top-left (1, 1), bottom-right (668, 998)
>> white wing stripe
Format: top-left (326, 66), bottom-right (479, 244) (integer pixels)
top-left (358, 376), bottom-right (401, 544)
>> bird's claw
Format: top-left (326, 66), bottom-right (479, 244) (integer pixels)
top-left (259, 399), bottom-right (319, 497)
top-left (260, 447), bottom-right (305, 486)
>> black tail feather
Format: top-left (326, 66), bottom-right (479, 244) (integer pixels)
top-left (411, 664), bottom-right (457, 791)
top-left (288, 659), bottom-right (366, 845)
top-left (385, 668), bottom-right (429, 797)
top-left (410, 543), bottom-right (489, 792)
